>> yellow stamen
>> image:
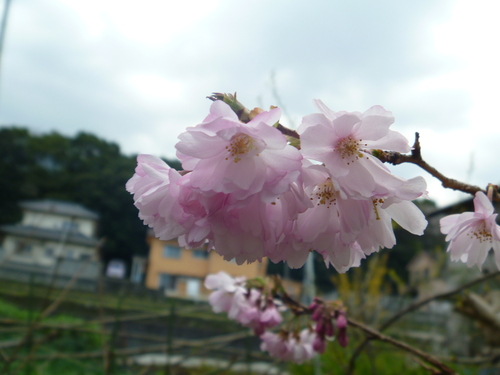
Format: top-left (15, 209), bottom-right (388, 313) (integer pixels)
top-left (336, 136), bottom-right (364, 165)
top-left (314, 178), bottom-right (337, 208)
top-left (225, 133), bottom-right (254, 163)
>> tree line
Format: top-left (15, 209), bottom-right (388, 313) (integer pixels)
top-left (0, 126), bottom-right (181, 272)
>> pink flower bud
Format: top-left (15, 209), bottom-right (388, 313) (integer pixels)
top-left (337, 327), bottom-right (348, 347)
top-left (336, 312), bottom-right (347, 330)
top-left (313, 335), bottom-right (326, 353)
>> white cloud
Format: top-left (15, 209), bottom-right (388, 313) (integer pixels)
top-left (0, 0), bottom-right (498, 206)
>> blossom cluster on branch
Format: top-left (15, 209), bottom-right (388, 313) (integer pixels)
top-left (204, 271), bottom-right (347, 363)
top-left (127, 93), bottom-right (500, 369)
top-left (127, 94), bottom-right (430, 272)
top-left (440, 189), bottom-right (500, 269)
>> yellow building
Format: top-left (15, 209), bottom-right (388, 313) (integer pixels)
top-left (145, 233), bottom-right (267, 299)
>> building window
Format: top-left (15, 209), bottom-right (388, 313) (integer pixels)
top-left (159, 273), bottom-right (178, 291)
top-left (186, 278), bottom-right (201, 298)
top-left (163, 245), bottom-right (181, 259)
top-left (14, 242), bottom-right (32, 256)
top-left (424, 268), bottom-right (430, 279)
top-left (62, 221), bottom-right (79, 231)
top-left (192, 249), bottom-right (209, 259)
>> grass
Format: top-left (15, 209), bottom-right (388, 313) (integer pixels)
top-left (0, 278), bottom-right (195, 314)
top-left (0, 278), bottom-right (491, 375)
top-left (0, 280), bottom-right (255, 375)
top-left (289, 339), bottom-right (477, 375)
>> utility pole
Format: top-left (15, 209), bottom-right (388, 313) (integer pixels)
top-left (0, 0), bottom-right (12, 88)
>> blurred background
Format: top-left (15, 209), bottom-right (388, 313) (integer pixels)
top-left (0, 1), bottom-right (499, 374)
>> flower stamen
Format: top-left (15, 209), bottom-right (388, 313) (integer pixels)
top-left (313, 178), bottom-right (337, 208)
top-left (335, 137), bottom-right (364, 165)
top-left (372, 198), bottom-right (385, 220)
top-left (226, 133), bottom-right (254, 163)
top-left (469, 222), bottom-right (493, 244)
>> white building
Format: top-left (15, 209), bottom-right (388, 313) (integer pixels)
top-left (0, 200), bottom-right (101, 289)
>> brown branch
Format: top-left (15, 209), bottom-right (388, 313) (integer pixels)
top-left (347, 270), bottom-right (500, 374)
top-left (13, 331), bottom-right (264, 362)
top-left (276, 123), bottom-right (300, 139)
top-left (208, 92), bottom-right (251, 123)
top-left (377, 133), bottom-right (500, 201)
top-left (40, 242), bottom-right (103, 318)
top-left (9, 331), bottom-right (61, 374)
top-left (348, 319), bottom-right (457, 375)
top-left (208, 92), bottom-right (300, 139)
top-left (380, 271), bottom-right (500, 331)
top-left (0, 305), bottom-right (205, 331)
top-left (440, 352), bottom-right (500, 365)
top-left (208, 95), bottom-right (495, 199)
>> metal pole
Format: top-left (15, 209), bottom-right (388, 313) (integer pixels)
top-left (0, 0), bottom-right (12, 76)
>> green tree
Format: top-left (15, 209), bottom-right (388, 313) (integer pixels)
top-left (0, 126), bottom-right (181, 273)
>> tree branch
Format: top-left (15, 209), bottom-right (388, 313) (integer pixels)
top-left (376, 133), bottom-right (500, 201)
top-left (347, 271), bottom-right (500, 374)
top-left (347, 318), bottom-right (457, 375)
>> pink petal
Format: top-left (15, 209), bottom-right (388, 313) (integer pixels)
top-left (332, 113), bottom-right (360, 139)
top-left (364, 130), bottom-right (410, 153)
top-left (385, 201), bottom-right (427, 235)
top-left (313, 99), bottom-right (339, 120)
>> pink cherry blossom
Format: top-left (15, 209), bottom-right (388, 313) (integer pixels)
top-left (204, 272), bottom-right (246, 313)
top-left (229, 289), bottom-right (283, 336)
top-left (260, 329), bottom-right (317, 363)
top-left (356, 194), bottom-right (428, 254)
top-left (128, 98), bottom-right (429, 270)
top-left (126, 154), bottom-right (187, 240)
top-left (205, 272), bottom-right (282, 335)
top-left (175, 100), bottom-right (303, 202)
top-left (259, 332), bottom-right (290, 360)
top-left (440, 191), bottom-right (500, 269)
top-left (298, 100), bottom-right (415, 198)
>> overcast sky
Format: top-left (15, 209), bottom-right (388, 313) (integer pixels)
top-left (1, 0), bottom-right (499, 207)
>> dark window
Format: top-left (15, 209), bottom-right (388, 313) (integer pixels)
top-left (159, 274), bottom-right (177, 291)
top-left (62, 221), bottom-right (79, 231)
top-left (14, 242), bottom-right (32, 255)
top-left (163, 245), bottom-right (181, 259)
top-left (192, 249), bottom-right (209, 259)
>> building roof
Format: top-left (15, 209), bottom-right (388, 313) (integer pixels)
top-left (20, 200), bottom-right (99, 220)
top-left (0, 224), bottom-right (99, 247)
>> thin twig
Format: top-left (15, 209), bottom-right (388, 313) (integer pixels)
top-left (347, 319), bottom-right (457, 375)
top-left (380, 270), bottom-right (500, 332)
top-left (40, 243), bottom-right (102, 318)
top-left (208, 92), bottom-right (300, 139)
top-left (377, 133), bottom-right (500, 201)
top-left (440, 352), bottom-right (500, 365)
top-left (9, 331), bottom-right (61, 375)
top-left (347, 270), bottom-right (500, 374)
top-left (13, 331), bottom-right (262, 361)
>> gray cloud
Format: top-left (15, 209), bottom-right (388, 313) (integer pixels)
top-left (0, 0), bottom-right (488, 205)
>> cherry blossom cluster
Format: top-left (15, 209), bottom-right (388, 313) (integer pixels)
top-left (440, 188), bottom-right (500, 270)
top-left (204, 271), bottom-right (282, 336)
top-left (127, 95), bottom-right (428, 271)
top-left (204, 272), bottom-right (347, 363)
